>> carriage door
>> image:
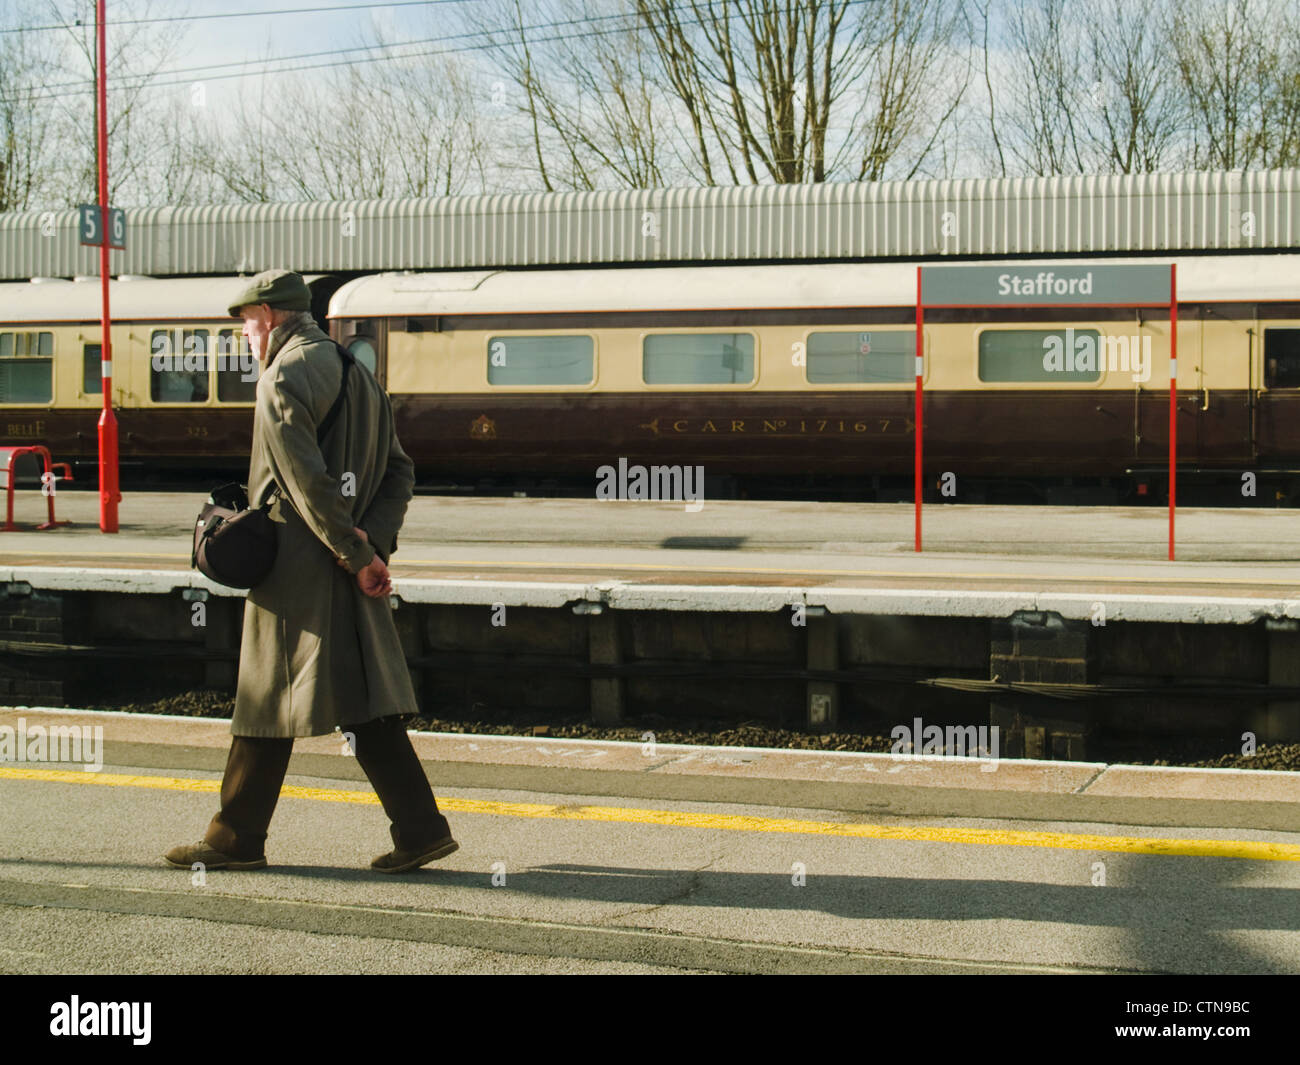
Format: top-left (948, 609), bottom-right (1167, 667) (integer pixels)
top-left (1256, 327), bottom-right (1300, 476)
top-left (1194, 310), bottom-right (1252, 471)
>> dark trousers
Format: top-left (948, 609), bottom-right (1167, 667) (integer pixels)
top-left (204, 716), bottom-right (451, 860)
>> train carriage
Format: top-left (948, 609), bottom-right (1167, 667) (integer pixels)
top-left (336, 255), bottom-right (1300, 501)
top-left (2, 255), bottom-right (1298, 501)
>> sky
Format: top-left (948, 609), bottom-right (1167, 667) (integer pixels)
top-left (5, 0), bottom-right (495, 119)
top-left (128, 0), bottom-right (482, 115)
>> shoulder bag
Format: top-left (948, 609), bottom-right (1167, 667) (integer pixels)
top-left (192, 342), bottom-right (355, 589)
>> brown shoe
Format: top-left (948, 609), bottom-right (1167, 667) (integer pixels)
top-left (371, 835), bottom-right (458, 873)
top-left (164, 840), bottom-right (267, 870)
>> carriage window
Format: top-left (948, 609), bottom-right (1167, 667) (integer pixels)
top-left (1264, 329), bottom-right (1300, 389)
top-left (216, 329), bottom-right (258, 402)
top-left (0, 331), bottom-right (53, 403)
top-left (487, 335), bottom-right (593, 385)
top-left (348, 336), bottom-right (378, 376)
top-left (978, 329), bottom-right (1102, 383)
top-left (83, 343), bottom-right (102, 393)
top-left (643, 333), bottom-right (754, 384)
top-left (150, 328), bottom-right (210, 402)
top-left (807, 331), bottom-right (914, 383)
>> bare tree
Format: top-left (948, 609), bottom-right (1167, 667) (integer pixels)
top-left (635, 0), bottom-right (971, 185)
top-left (261, 59), bottom-right (394, 200)
top-left (382, 50), bottom-right (491, 196)
top-left (215, 55), bottom-right (283, 204)
top-left (209, 23), bottom-right (494, 202)
top-left (478, 0), bottom-right (971, 189)
top-left (147, 93), bottom-right (226, 205)
top-left (992, 0), bottom-right (1187, 176)
top-left (1084, 0), bottom-right (1183, 173)
top-left (477, 0), bottom-right (669, 190)
top-left (846, 0), bottom-right (973, 181)
top-left (1170, 0), bottom-right (1300, 170)
top-left (1170, 0), bottom-right (1260, 170)
top-left (1256, 2), bottom-right (1300, 166)
top-left (998, 0), bottom-right (1087, 175)
top-left (553, 8), bottom-right (666, 187)
top-left (0, 6), bottom-right (60, 211)
top-left (38, 0), bottom-right (192, 205)
top-left (972, 0), bottom-right (1006, 177)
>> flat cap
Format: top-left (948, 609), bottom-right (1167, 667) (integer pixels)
top-left (227, 268), bottom-right (311, 317)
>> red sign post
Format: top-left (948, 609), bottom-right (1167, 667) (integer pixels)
top-left (914, 268), bottom-right (924, 552)
top-left (1168, 265), bottom-right (1177, 561)
top-left (96, 0), bottom-right (119, 533)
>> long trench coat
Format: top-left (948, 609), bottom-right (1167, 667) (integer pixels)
top-left (231, 312), bottom-right (419, 737)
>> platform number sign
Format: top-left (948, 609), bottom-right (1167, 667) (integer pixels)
top-left (78, 204), bottom-right (126, 249)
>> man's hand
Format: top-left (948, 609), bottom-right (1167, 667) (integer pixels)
top-left (336, 526), bottom-right (391, 596)
top-left (357, 553), bottom-right (392, 598)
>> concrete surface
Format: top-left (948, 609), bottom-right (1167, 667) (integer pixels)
top-left (5, 494), bottom-right (1300, 621)
top-left (2, 708), bottom-right (1297, 975)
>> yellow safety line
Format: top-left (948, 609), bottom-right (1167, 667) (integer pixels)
top-left (3, 551), bottom-right (1300, 588)
top-left (2, 765), bottom-right (1297, 862)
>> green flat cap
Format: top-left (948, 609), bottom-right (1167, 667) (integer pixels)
top-left (227, 268), bottom-right (311, 317)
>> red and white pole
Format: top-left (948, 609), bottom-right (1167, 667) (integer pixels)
top-left (96, 0), bottom-right (119, 532)
top-left (1168, 264), bottom-right (1177, 561)
top-left (914, 267), bottom-right (923, 552)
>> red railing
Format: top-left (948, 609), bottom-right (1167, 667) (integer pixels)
top-left (0, 446), bottom-right (72, 531)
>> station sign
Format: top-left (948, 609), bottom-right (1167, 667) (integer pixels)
top-left (78, 204), bottom-right (126, 250)
top-left (920, 264), bottom-right (1171, 306)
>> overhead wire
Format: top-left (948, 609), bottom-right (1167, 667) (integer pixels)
top-left (3, 10), bottom-right (648, 101)
top-left (1, 0), bottom-right (878, 105)
top-left (0, 0), bottom-right (479, 34)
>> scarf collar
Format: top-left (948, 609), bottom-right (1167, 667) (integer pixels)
top-left (265, 311), bottom-right (318, 365)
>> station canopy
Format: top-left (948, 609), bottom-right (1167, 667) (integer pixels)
top-left (0, 169), bottom-right (1296, 281)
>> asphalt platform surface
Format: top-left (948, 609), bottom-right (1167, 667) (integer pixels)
top-left (4, 491), bottom-right (1300, 599)
top-left (2, 709), bottom-right (1297, 975)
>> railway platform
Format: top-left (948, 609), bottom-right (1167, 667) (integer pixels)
top-left (4, 490), bottom-right (1300, 585)
top-left (2, 706), bottom-right (1298, 975)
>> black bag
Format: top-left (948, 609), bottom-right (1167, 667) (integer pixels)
top-left (192, 342), bottom-right (355, 589)
top-left (192, 482), bottom-right (278, 588)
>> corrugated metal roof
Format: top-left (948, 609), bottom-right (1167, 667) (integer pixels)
top-left (0, 170), bottom-right (1296, 281)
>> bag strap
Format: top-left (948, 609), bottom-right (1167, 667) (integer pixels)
top-left (316, 341), bottom-right (355, 445)
top-left (254, 481), bottom-right (278, 510)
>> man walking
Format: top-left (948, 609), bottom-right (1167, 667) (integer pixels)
top-left (166, 269), bottom-right (457, 873)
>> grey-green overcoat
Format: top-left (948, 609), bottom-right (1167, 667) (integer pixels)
top-left (231, 312), bottom-right (418, 737)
